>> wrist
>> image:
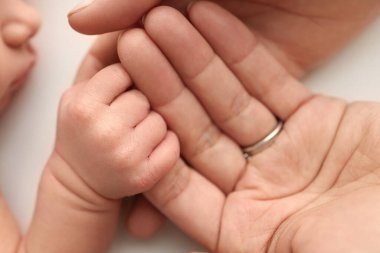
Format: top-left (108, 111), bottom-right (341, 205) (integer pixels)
top-left (22, 152), bottom-right (122, 253)
top-left (45, 151), bottom-right (120, 211)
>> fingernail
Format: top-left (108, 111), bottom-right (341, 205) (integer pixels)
top-left (187, 1), bottom-right (196, 13)
top-left (141, 15), bottom-right (147, 26)
top-left (68, 0), bottom-right (95, 16)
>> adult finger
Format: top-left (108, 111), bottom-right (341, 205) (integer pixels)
top-left (143, 6), bottom-right (277, 146)
top-left (188, 1), bottom-right (313, 120)
top-left (145, 159), bottom-right (225, 251)
top-left (68, 0), bottom-right (160, 35)
top-left (74, 32), bottom-right (120, 84)
top-left (118, 28), bottom-right (246, 193)
top-left (125, 196), bottom-right (166, 239)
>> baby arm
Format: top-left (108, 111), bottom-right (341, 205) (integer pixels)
top-left (19, 37), bottom-right (179, 253)
top-left (0, 196), bottom-right (21, 253)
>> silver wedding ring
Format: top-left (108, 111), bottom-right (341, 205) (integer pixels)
top-left (243, 119), bottom-right (284, 159)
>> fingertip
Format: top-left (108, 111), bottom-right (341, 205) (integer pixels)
top-left (149, 131), bottom-right (180, 180)
top-left (125, 197), bottom-right (165, 239)
top-left (187, 0), bottom-right (213, 20)
top-left (67, 10), bottom-right (98, 35)
top-left (125, 131), bottom-right (179, 195)
top-left (144, 5), bottom-right (179, 28)
top-left (68, 0), bottom-right (161, 35)
top-left (162, 131), bottom-right (181, 164)
top-left (118, 28), bottom-right (148, 62)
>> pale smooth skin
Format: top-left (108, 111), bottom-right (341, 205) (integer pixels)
top-left (115, 3), bottom-right (380, 252)
top-left (68, 0), bottom-right (380, 77)
top-left (0, 1), bottom-right (179, 253)
top-left (1, 0), bottom-right (379, 252)
top-left (0, 0), bottom-right (40, 252)
top-left (67, 0), bottom-right (380, 241)
top-left (0, 0), bottom-right (39, 113)
top-left (22, 62), bottom-right (180, 253)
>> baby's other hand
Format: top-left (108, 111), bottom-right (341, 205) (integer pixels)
top-left (53, 63), bottom-right (179, 199)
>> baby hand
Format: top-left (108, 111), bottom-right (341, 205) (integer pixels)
top-left (53, 63), bottom-right (179, 199)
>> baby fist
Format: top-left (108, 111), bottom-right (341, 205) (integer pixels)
top-left (54, 64), bottom-right (179, 199)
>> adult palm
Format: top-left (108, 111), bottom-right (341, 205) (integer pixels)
top-left (155, 95), bottom-right (380, 253)
top-left (213, 99), bottom-right (380, 252)
top-left (115, 3), bottom-right (380, 252)
top-left (68, 0), bottom-right (380, 77)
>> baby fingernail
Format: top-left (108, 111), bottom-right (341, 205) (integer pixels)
top-left (68, 0), bottom-right (95, 16)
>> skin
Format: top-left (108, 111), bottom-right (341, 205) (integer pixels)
top-left (0, 0), bottom-right (39, 113)
top-left (1, 1), bottom-right (379, 252)
top-left (115, 2), bottom-right (380, 252)
top-left (22, 62), bottom-right (180, 253)
top-left (67, 0), bottom-right (380, 238)
top-left (1, 1), bottom-right (179, 252)
top-left (68, 0), bottom-right (380, 77)
top-left (0, 0), bottom-right (40, 251)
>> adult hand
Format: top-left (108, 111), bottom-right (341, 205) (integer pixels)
top-left (116, 2), bottom-right (380, 252)
top-left (68, 0), bottom-right (380, 238)
top-left (68, 0), bottom-right (380, 76)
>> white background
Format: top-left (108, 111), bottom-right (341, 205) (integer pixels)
top-left (0, 0), bottom-right (379, 252)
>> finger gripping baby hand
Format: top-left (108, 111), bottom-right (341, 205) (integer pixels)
top-left (55, 64), bottom-right (180, 199)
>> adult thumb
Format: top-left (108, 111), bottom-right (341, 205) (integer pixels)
top-left (67, 0), bottom-right (160, 34)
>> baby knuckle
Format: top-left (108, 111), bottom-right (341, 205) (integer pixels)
top-left (113, 145), bottom-right (142, 169)
top-left (66, 100), bottom-right (94, 123)
top-left (59, 90), bottom-right (94, 125)
top-left (92, 122), bottom-right (126, 148)
top-left (150, 111), bottom-right (167, 129)
top-left (59, 88), bottom-right (75, 106)
top-left (130, 168), bottom-right (157, 193)
top-left (129, 90), bottom-right (150, 109)
top-left (107, 63), bottom-right (131, 84)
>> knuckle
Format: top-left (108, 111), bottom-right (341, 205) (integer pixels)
top-left (93, 121), bottom-right (119, 142)
top-left (129, 164), bottom-right (157, 193)
top-left (67, 100), bottom-right (94, 124)
top-left (133, 174), bottom-right (156, 193)
top-left (59, 88), bottom-right (94, 125)
top-left (113, 141), bottom-right (144, 169)
top-left (123, 135), bottom-right (180, 195)
top-left (261, 68), bottom-right (291, 99)
top-left (59, 88), bottom-right (75, 106)
top-left (187, 123), bottom-right (222, 157)
top-left (221, 91), bottom-right (251, 123)
top-left (59, 86), bottom-right (81, 109)
top-left (128, 90), bottom-right (150, 110)
top-left (106, 63), bottom-right (131, 84)
top-left (149, 111), bottom-right (167, 129)
top-left (151, 161), bottom-right (191, 208)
